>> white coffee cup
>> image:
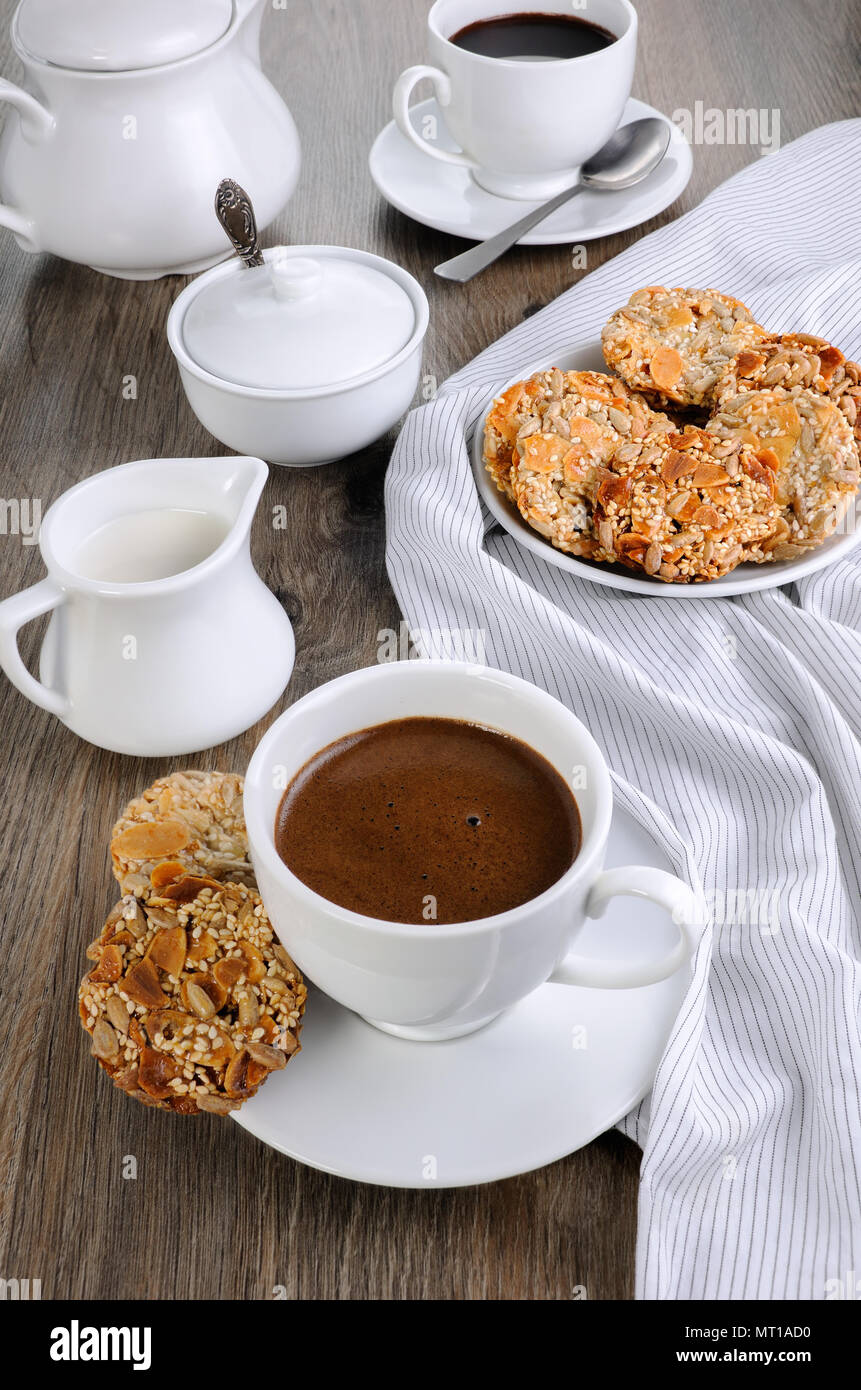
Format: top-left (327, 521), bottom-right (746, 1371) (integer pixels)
top-left (393, 0), bottom-right (638, 200)
top-left (244, 661), bottom-right (697, 1042)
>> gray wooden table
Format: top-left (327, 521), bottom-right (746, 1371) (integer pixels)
top-left (0, 0), bottom-right (856, 1301)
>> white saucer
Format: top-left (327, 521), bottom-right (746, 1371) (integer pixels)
top-left (473, 343), bottom-right (861, 598)
top-left (369, 97), bottom-right (693, 245)
top-left (233, 804), bottom-right (693, 1188)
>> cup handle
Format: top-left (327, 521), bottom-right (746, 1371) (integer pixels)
top-left (0, 578), bottom-right (70, 717)
top-left (549, 866), bottom-right (699, 990)
top-left (392, 65), bottom-right (478, 169)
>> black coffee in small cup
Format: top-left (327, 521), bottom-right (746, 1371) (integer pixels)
top-left (450, 12), bottom-right (617, 61)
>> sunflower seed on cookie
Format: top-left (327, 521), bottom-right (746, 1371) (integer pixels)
top-left (484, 368), bottom-right (674, 557)
top-left (707, 387), bottom-right (859, 559)
top-left (484, 374), bottom-right (551, 500)
top-left (593, 427), bottom-right (781, 582)
top-left (110, 770), bottom-right (255, 900)
top-left (716, 333), bottom-right (861, 446)
top-left (79, 878), bottom-right (306, 1115)
top-left (829, 357), bottom-right (861, 446)
top-left (602, 286), bottom-right (768, 410)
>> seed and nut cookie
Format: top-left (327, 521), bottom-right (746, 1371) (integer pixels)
top-left (79, 878), bottom-right (306, 1114)
top-left (602, 286), bottom-right (768, 410)
top-left (110, 770), bottom-right (255, 900)
top-left (716, 334), bottom-right (861, 445)
top-left (829, 357), bottom-right (861, 446)
top-left (484, 373), bottom-right (550, 499)
top-left (707, 388), bottom-right (859, 559)
top-left (592, 428), bottom-right (781, 582)
top-left (484, 368), bottom-right (674, 557)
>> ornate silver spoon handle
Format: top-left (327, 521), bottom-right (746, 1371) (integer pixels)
top-left (215, 178), bottom-right (265, 269)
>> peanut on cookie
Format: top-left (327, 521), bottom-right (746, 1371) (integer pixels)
top-left (79, 879), bottom-right (306, 1114)
top-left (602, 286), bottom-right (767, 410)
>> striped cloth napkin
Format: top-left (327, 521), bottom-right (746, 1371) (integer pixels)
top-left (385, 120), bottom-right (861, 1300)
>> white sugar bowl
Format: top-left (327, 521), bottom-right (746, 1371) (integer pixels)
top-left (167, 245), bottom-right (429, 467)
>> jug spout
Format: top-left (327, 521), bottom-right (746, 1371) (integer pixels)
top-left (233, 0), bottom-right (268, 57)
top-left (203, 455), bottom-right (269, 538)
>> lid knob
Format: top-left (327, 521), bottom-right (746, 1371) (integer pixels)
top-left (270, 255), bottom-right (323, 303)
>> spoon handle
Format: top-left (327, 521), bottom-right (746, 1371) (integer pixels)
top-left (215, 178), bottom-right (265, 269)
top-left (434, 181), bottom-right (585, 283)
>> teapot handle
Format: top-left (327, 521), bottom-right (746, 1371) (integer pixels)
top-left (0, 578), bottom-right (70, 718)
top-left (0, 78), bottom-right (54, 243)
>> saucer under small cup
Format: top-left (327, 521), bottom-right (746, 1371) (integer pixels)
top-left (233, 804), bottom-right (693, 1187)
top-left (369, 97), bottom-right (693, 246)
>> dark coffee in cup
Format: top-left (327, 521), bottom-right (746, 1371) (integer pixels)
top-left (274, 716), bottom-right (581, 924)
top-left (450, 12), bottom-right (617, 61)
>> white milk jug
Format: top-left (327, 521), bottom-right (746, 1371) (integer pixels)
top-left (0, 455), bottom-right (296, 754)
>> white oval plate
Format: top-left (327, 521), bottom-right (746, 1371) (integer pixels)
top-left (369, 97), bottom-right (693, 246)
top-left (472, 342), bottom-right (861, 598)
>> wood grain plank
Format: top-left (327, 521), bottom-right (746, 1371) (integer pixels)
top-left (0, 0), bottom-right (856, 1301)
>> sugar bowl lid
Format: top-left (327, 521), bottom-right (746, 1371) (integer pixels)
top-left (15, 0), bottom-right (234, 71)
top-left (180, 246), bottom-right (419, 392)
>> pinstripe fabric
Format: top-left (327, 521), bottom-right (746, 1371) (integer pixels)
top-left (385, 121), bottom-right (861, 1300)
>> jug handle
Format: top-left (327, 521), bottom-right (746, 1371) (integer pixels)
top-left (0, 78), bottom-right (54, 241)
top-left (0, 578), bottom-right (70, 718)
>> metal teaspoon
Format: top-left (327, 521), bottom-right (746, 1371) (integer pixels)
top-left (215, 177), bottom-right (265, 269)
top-left (434, 117), bottom-right (672, 283)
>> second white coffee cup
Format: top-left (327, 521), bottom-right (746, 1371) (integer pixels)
top-left (393, 0), bottom-right (638, 200)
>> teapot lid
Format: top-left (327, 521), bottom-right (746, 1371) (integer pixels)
top-left (180, 247), bottom-right (417, 392)
top-left (15, 0), bottom-right (234, 71)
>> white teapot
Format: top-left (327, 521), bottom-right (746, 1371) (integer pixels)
top-left (0, 0), bottom-right (301, 279)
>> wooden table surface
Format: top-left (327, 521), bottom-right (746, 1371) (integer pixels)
top-left (0, 0), bottom-right (857, 1303)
